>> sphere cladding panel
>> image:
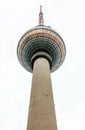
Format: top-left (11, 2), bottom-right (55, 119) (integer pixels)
top-left (17, 26), bottom-right (66, 73)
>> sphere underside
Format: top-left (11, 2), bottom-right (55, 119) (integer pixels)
top-left (17, 26), bottom-right (66, 73)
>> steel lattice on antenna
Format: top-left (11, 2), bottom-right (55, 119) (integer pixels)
top-left (39, 5), bottom-right (44, 25)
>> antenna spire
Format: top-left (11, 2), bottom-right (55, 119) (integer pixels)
top-left (39, 5), bottom-right (44, 25)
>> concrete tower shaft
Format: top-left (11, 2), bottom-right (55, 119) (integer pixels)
top-left (27, 58), bottom-right (57, 130)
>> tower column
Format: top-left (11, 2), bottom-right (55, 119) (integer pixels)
top-left (27, 57), bottom-right (57, 130)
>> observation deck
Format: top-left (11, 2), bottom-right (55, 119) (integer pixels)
top-left (17, 6), bottom-right (66, 73)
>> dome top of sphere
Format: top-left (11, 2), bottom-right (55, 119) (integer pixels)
top-left (17, 6), bottom-right (66, 73)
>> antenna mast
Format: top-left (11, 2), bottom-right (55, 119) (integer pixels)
top-left (39, 5), bottom-right (44, 25)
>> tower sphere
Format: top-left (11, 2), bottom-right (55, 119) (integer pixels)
top-left (17, 6), bottom-right (66, 73)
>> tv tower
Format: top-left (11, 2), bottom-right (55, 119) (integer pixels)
top-left (17, 5), bottom-right (66, 130)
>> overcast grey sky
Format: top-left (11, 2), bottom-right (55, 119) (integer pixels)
top-left (0, 0), bottom-right (85, 130)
